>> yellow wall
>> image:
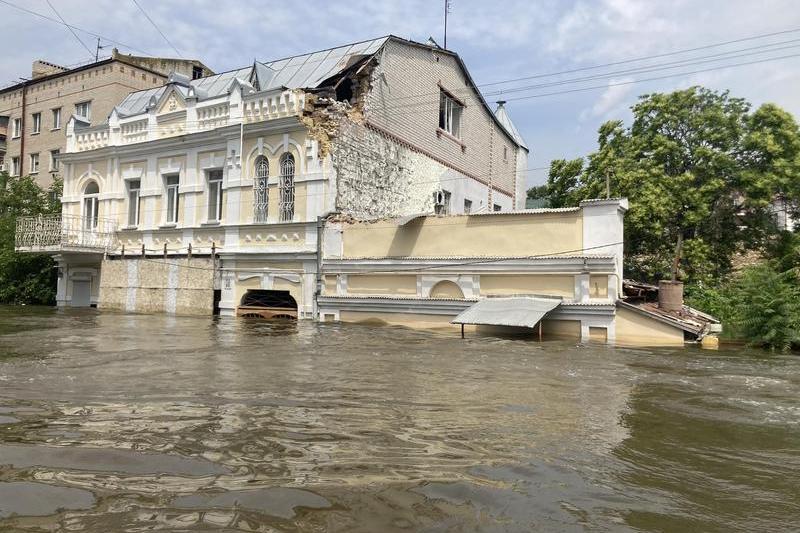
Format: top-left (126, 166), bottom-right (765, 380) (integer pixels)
top-left (590, 275), bottom-right (608, 298)
top-left (589, 326), bottom-right (608, 343)
top-left (615, 307), bottom-right (684, 346)
top-left (339, 310), bottom-right (459, 330)
top-left (347, 274), bottom-right (418, 295)
top-left (340, 211), bottom-right (583, 258)
top-left (430, 280), bottom-right (464, 298)
top-left (480, 274), bottom-right (574, 298)
top-left (541, 319), bottom-right (581, 340)
top-left (323, 275), bottom-right (337, 295)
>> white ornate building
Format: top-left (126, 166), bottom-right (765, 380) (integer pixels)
top-left (16, 36), bottom-right (529, 318)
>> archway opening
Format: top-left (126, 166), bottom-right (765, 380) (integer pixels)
top-left (237, 289), bottom-right (298, 320)
top-left (429, 280), bottom-right (464, 299)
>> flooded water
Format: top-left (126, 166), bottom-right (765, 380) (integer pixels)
top-left (0, 306), bottom-right (798, 532)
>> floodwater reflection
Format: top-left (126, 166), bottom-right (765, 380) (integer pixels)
top-left (0, 306), bottom-right (797, 531)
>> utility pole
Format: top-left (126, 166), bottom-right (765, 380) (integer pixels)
top-left (95, 38), bottom-right (105, 62)
top-left (444, 0), bottom-right (451, 49)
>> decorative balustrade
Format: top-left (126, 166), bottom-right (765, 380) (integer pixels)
top-left (74, 129), bottom-right (110, 152)
top-left (120, 119), bottom-right (149, 144)
top-left (15, 214), bottom-right (117, 253)
top-left (197, 103), bottom-right (230, 130)
top-left (243, 90), bottom-right (305, 123)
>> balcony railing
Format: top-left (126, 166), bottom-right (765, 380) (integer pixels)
top-left (15, 214), bottom-right (117, 253)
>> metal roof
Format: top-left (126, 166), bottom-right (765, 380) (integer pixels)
top-left (452, 296), bottom-right (562, 328)
top-left (259, 37), bottom-right (389, 90)
top-left (494, 103), bottom-right (528, 150)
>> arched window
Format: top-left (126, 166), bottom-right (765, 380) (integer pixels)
top-left (253, 155), bottom-right (269, 223)
top-left (279, 152), bottom-right (295, 222)
top-left (82, 181), bottom-right (100, 231)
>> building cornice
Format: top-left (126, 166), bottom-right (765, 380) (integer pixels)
top-left (321, 256), bottom-right (617, 274)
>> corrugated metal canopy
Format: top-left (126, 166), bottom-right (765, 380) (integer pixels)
top-left (452, 296), bottom-right (562, 328)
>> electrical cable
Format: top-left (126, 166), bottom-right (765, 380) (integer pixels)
top-left (131, 0), bottom-right (183, 58)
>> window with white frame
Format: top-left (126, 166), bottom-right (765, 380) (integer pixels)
top-left (127, 179), bottom-right (141, 227)
top-left (207, 169), bottom-right (223, 222)
top-left (278, 153), bottom-right (295, 222)
top-left (464, 198), bottom-right (472, 214)
top-left (11, 156), bottom-right (20, 176)
top-left (31, 113), bottom-right (41, 134)
top-left (75, 101), bottom-right (91, 120)
top-left (83, 181), bottom-right (100, 231)
top-left (11, 118), bottom-right (21, 138)
top-left (164, 175), bottom-right (180, 224)
top-left (52, 108), bottom-right (61, 130)
top-left (29, 153), bottom-right (39, 174)
top-left (50, 149), bottom-right (60, 172)
top-left (253, 156), bottom-right (269, 223)
top-left (438, 89), bottom-right (463, 138)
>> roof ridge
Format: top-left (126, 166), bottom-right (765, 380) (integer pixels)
top-left (258, 35), bottom-right (392, 66)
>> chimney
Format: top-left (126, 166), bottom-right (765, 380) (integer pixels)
top-left (658, 280), bottom-right (684, 312)
top-left (31, 60), bottom-right (67, 79)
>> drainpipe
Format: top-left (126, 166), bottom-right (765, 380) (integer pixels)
top-left (19, 79), bottom-right (28, 176)
top-left (315, 210), bottom-right (336, 321)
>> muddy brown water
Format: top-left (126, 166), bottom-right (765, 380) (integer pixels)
top-left (0, 306), bottom-right (797, 531)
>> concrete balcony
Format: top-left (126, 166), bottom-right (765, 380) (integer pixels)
top-left (15, 214), bottom-right (117, 253)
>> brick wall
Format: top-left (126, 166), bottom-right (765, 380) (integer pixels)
top-left (0, 60), bottom-right (166, 185)
top-left (364, 39), bottom-right (518, 198)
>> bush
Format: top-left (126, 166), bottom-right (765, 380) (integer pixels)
top-left (688, 263), bottom-right (800, 352)
top-left (0, 173), bottom-right (60, 305)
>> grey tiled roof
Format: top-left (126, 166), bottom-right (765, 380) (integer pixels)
top-left (113, 38), bottom-right (390, 118)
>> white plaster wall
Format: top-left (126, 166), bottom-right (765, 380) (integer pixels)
top-left (331, 121), bottom-right (511, 218)
top-left (580, 199), bottom-right (628, 298)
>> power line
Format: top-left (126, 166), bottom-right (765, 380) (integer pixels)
top-left (0, 0), bottom-right (153, 55)
top-left (130, 0), bottom-right (183, 58)
top-left (373, 49), bottom-right (800, 117)
top-left (502, 52), bottom-right (800, 103)
top-left (480, 26), bottom-right (800, 87)
top-left (44, 0), bottom-right (95, 60)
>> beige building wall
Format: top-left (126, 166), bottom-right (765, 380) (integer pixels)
top-left (365, 39), bottom-right (519, 197)
top-left (339, 211), bottom-right (583, 258)
top-left (0, 59), bottom-right (169, 185)
top-left (480, 274), bottom-right (575, 298)
top-left (615, 307), bottom-right (685, 346)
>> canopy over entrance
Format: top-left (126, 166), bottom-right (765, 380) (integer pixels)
top-left (452, 296), bottom-right (562, 329)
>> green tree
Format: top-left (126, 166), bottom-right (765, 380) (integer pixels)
top-left (547, 87), bottom-right (800, 283)
top-left (526, 184), bottom-right (549, 200)
top-left (0, 172), bottom-right (60, 304)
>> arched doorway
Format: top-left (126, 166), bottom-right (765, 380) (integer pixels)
top-left (236, 289), bottom-right (298, 320)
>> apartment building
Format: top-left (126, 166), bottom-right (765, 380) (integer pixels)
top-left (0, 49), bottom-right (212, 184)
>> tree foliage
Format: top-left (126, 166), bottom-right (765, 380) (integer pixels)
top-left (0, 173), bottom-right (61, 305)
top-left (546, 87), bottom-right (800, 283)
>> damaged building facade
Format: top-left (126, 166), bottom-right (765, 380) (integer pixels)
top-left (15, 36), bottom-right (528, 318)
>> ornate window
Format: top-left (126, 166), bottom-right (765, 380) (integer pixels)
top-left (279, 153), bottom-right (295, 222)
top-left (207, 170), bottom-right (223, 222)
top-left (127, 179), bottom-right (141, 227)
top-left (165, 175), bottom-right (180, 224)
top-left (253, 156), bottom-right (269, 223)
top-left (83, 181), bottom-right (100, 231)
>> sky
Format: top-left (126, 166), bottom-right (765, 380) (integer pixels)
top-left (2, 0), bottom-right (800, 187)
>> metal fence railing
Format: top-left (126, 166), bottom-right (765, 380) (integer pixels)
top-left (15, 214), bottom-right (117, 252)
